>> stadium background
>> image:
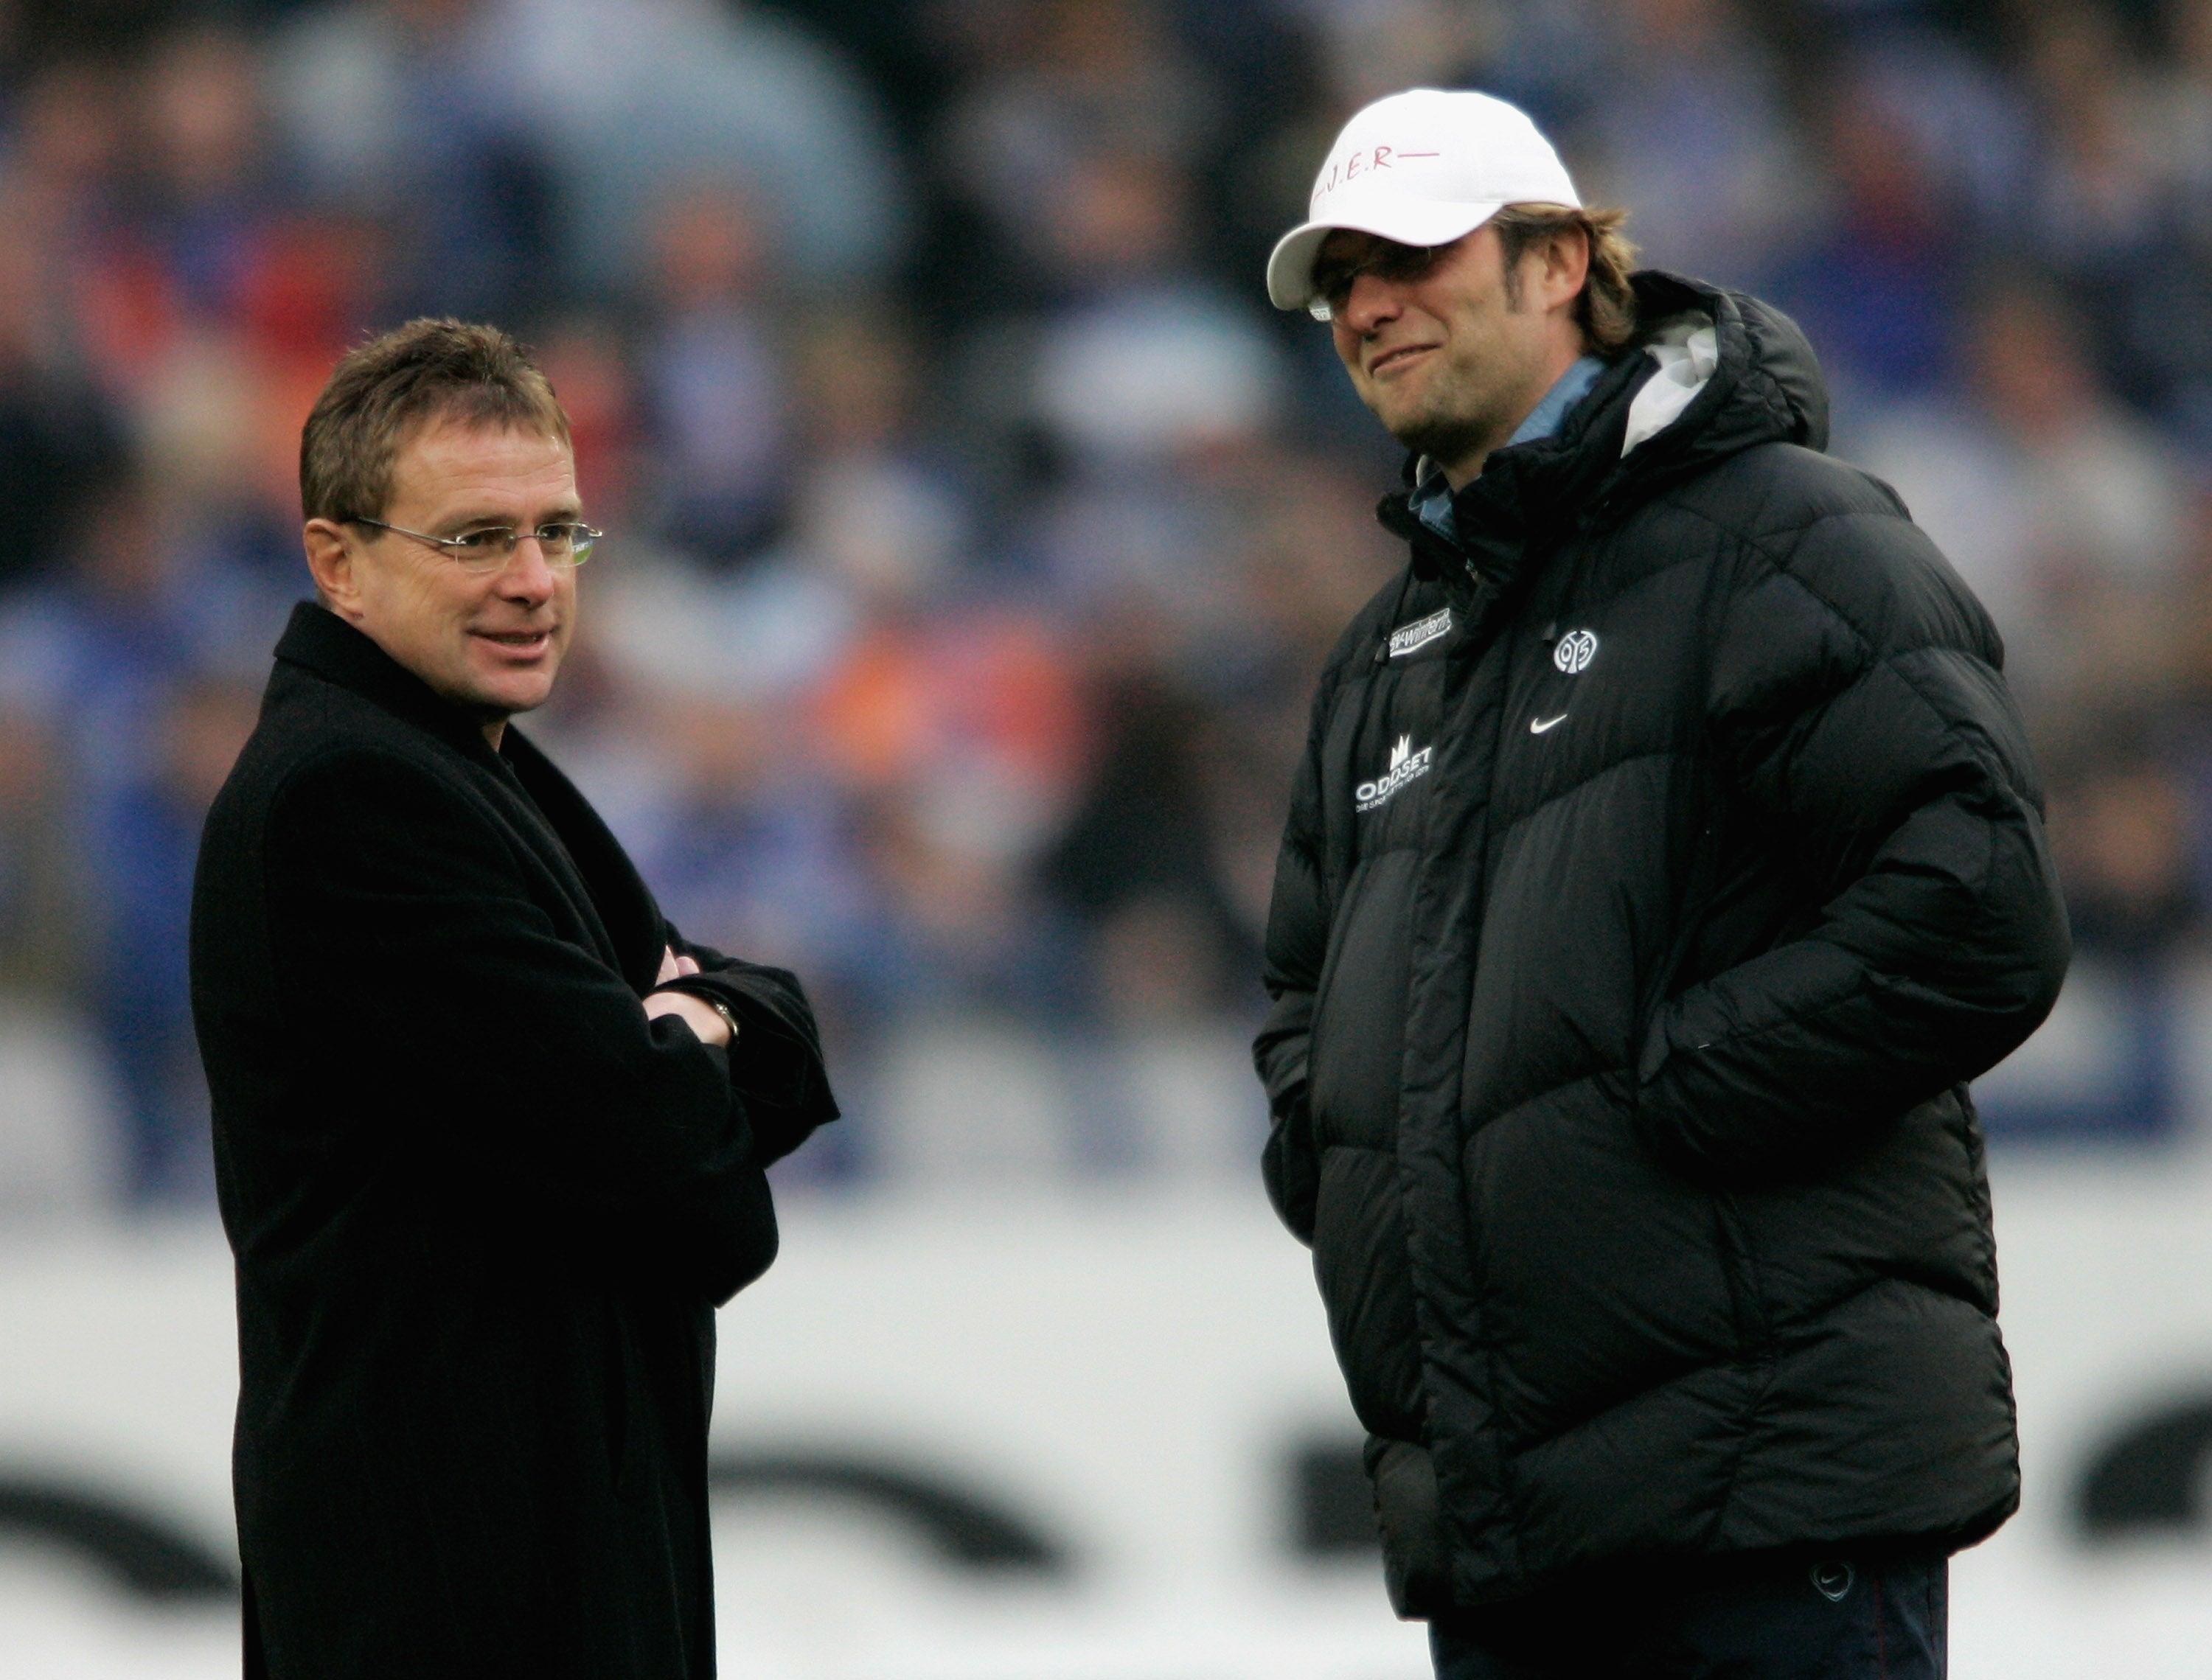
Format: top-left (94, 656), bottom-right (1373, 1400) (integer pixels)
top-left (0, 0), bottom-right (2211, 1673)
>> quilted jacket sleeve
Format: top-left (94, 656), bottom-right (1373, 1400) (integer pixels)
top-left (1256, 673), bottom-right (1338, 1242)
top-left (1634, 491), bottom-right (2071, 1176)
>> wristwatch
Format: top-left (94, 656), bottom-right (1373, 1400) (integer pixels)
top-left (701, 995), bottom-right (740, 1045)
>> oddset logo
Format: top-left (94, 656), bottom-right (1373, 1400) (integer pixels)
top-left (1357, 735), bottom-right (1433, 812)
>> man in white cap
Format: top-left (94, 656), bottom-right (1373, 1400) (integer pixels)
top-left (1253, 88), bottom-right (2067, 1678)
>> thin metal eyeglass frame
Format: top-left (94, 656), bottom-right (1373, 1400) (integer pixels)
top-left (345, 515), bottom-right (602, 569)
top-left (1307, 243), bottom-right (1443, 322)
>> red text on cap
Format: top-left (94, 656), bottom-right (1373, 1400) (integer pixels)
top-left (1317, 146), bottom-right (1394, 198)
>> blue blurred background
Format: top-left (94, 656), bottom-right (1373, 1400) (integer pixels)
top-left (0, 0), bottom-right (2206, 1206)
top-left (1, 1), bottom-right (2211, 1675)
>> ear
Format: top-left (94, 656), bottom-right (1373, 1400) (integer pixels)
top-left (1534, 224), bottom-right (1591, 316)
top-left (303, 518), bottom-right (366, 620)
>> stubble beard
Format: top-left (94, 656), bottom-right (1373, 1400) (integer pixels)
top-left (1388, 407), bottom-right (1490, 470)
top-left (1373, 369), bottom-right (1507, 471)
top-left (1370, 326), bottom-right (1564, 474)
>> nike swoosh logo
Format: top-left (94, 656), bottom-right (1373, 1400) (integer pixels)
top-left (1531, 714), bottom-right (1568, 734)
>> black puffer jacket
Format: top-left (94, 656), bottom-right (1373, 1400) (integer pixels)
top-left (1255, 273), bottom-right (2069, 1614)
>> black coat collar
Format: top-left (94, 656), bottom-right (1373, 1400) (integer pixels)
top-left (273, 601), bottom-right (510, 770)
top-left (271, 601), bottom-right (662, 982)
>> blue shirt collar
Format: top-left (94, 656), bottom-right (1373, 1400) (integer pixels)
top-left (1409, 354), bottom-right (1608, 544)
top-left (1509, 353), bottom-right (1607, 447)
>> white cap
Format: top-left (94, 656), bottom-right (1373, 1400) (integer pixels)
top-left (1265, 88), bottom-right (1580, 311)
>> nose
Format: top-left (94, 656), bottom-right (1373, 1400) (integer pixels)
top-left (495, 534), bottom-right (559, 604)
top-left (1335, 270), bottom-right (1405, 338)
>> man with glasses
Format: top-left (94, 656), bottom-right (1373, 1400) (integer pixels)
top-left (191, 318), bottom-right (837, 1678)
top-left (1253, 90), bottom-right (2069, 1677)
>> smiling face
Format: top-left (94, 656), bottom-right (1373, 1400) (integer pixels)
top-left (304, 416), bottom-right (580, 742)
top-left (1320, 220), bottom-right (1587, 484)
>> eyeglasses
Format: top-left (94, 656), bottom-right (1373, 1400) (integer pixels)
top-left (346, 516), bottom-right (602, 571)
top-left (1307, 242), bottom-right (1444, 322)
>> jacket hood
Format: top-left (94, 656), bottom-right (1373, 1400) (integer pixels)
top-left (1379, 272), bottom-right (1830, 589)
top-left (1607, 271), bottom-right (1829, 496)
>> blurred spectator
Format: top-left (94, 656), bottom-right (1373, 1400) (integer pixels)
top-left (1571, 0), bottom-right (1802, 285)
top-left (804, 510), bottom-right (1088, 1022)
top-left (0, 705), bottom-right (84, 1004)
top-left (136, 26), bottom-right (284, 325)
top-left (1823, 26), bottom-right (2035, 237)
top-left (1043, 445), bottom-right (1394, 1022)
top-left (788, 304), bottom-right (974, 552)
top-left (1295, 0), bottom-right (1490, 115)
top-left (1158, 0), bottom-right (1317, 285)
top-left (1046, 672), bottom-right (1253, 1024)
top-left (2023, 4), bottom-right (2162, 276)
top-left (1986, 722), bottom-right (2201, 1142)
top-left (1009, 144), bottom-right (1290, 694)
top-left (2121, 0), bottom-right (2212, 446)
top-left (91, 674), bottom-right (257, 1203)
top-left (636, 180), bottom-right (791, 564)
top-left (2051, 739), bottom-right (2203, 963)
top-left (1028, 152), bottom-right (1286, 465)
top-left (533, 312), bottom-right (642, 525)
top-left (1848, 274), bottom-right (2189, 730)
top-left (1765, 74), bottom-right (1960, 405)
top-left (489, 0), bottom-right (907, 293)
top-left (274, 0), bottom-right (559, 325)
top-left (931, 0), bottom-right (1219, 313)
top-left (2, 54), bottom-right (136, 391)
top-left (2016, 3), bottom-right (2212, 437)
top-left (0, 243), bottom-right (126, 590)
top-left (79, 24), bottom-right (361, 618)
top-left (587, 683), bottom-right (897, 1090)
top-left (0, 471), bottom-right (258, 1204)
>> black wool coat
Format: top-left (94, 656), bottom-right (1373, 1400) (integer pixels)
top-left (1256, 273), bottom-right (2070, 1615)
top-left (191, 602), bottom-right (837, 1679)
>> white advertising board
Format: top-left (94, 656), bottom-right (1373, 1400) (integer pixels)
top-left (1, 1163), bottom-right (2211, 1678)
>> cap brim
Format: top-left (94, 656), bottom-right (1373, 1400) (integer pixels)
top-left (1265, 201), bottom-right (1506, 310)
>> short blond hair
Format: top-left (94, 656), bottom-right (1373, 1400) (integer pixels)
top-left (1492, 203), bottom-right (1641, 352)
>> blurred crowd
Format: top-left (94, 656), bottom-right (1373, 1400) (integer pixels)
top-left (0, 0), bottom-right (2205, 1211)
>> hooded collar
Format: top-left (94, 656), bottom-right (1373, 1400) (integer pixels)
top-left (1376, 271), bottom-right (1830, 601)
top-left (1593, 271), bottom-right (1829, 502)
top-left (272, 601), bottom-right (511, 770)
top-left (1379, 347), bottom-right (1646, 601)
top-left (1408, 352), bottom-right (1608, 543)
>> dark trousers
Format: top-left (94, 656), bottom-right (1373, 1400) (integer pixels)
top-left (1430, 1552), bottom-right (1947, 1680)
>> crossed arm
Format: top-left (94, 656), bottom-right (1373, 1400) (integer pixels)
top-left (646, 944), bottom-right (732, 1046)
top-left (268, 750), bottom-right (755, 1223)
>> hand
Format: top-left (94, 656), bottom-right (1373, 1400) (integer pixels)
top-left (645, 988), bottom-right (731, 1048)
top-left (647, 944), bottom-right (726, 1045)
